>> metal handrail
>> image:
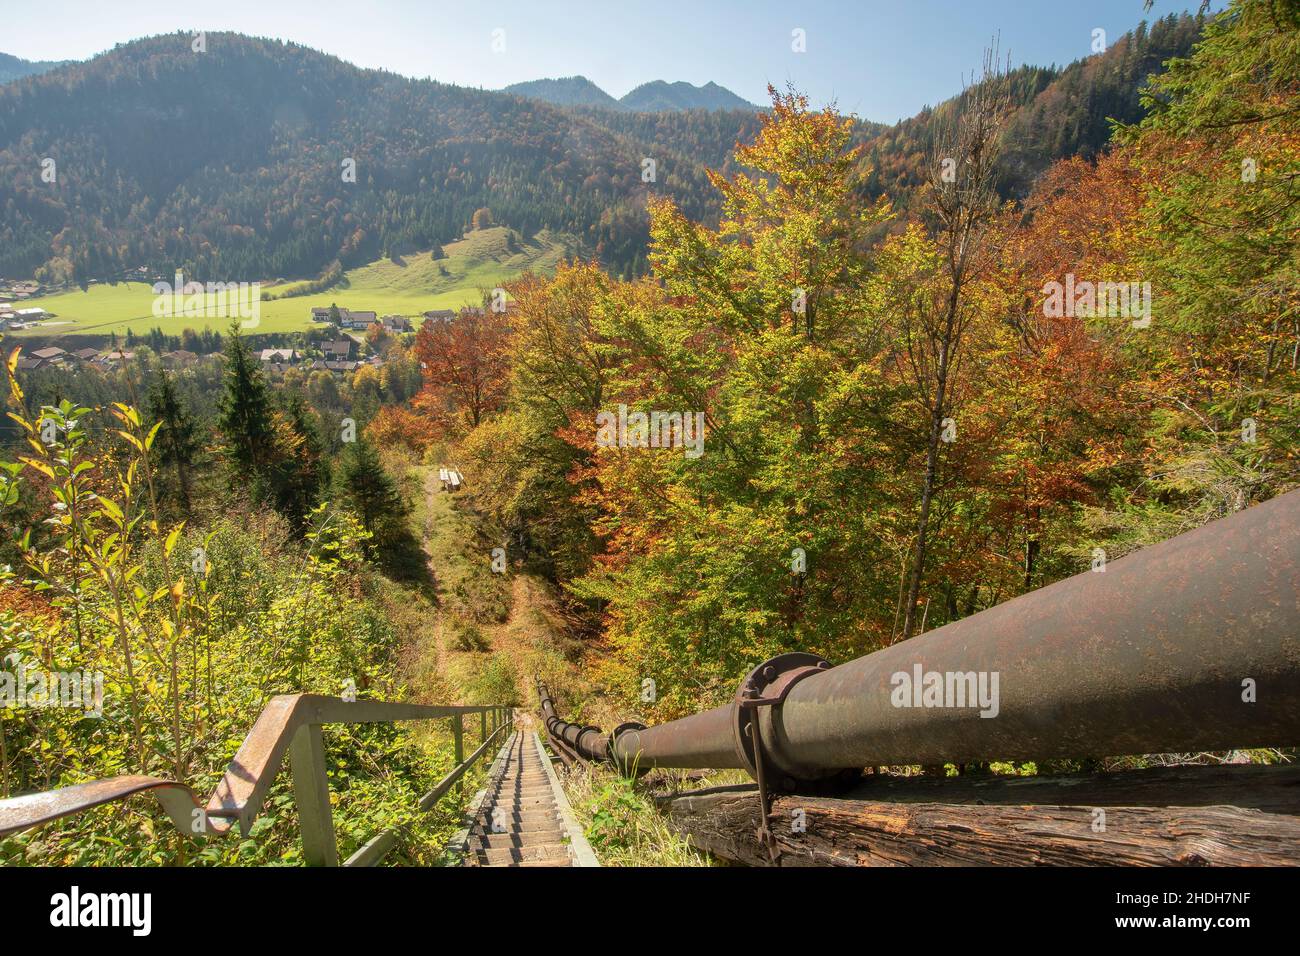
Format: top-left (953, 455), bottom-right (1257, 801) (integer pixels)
top-left (0, 693), bottom-right (515, 866)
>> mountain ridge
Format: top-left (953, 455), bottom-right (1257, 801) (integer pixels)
top-left (503, 75), bottom-right (758, 112)
top-left (0, 51), bottom-right (73, 84)
top-left (0, 18), bottom-right (1205, 287)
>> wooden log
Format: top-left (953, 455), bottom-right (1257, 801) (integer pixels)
top-left (655, 764), bottom-right (1300, 867)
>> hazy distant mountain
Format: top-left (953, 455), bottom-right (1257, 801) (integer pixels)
top-left (620, 80), bottom-right (756, 112)
top-left (0, 52), bottom-right (72, 84)
top-left (0, 18), bottom-right (1203, 285)
top-left (0, 33), bottom-right (725, 282)
top-left (503, 76), bottom-right (621, 109)
top-left (505, 76), bottom-right (758, 112)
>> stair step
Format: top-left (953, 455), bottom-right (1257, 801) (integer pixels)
top-left (475, 822), bottom-right (566, 839)
top-left (474, 844), bottom-right (572, 865)
top-left (474, 832), bottom-right (569, 850)
top-left (486, 790), bottom-right (551, 806)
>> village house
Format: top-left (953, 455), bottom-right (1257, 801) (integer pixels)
top-left (161, 349), bottom-right (199, 367)
top-left (310, 359), bottom-right (360, 374)
top-left (97, 350), bottom-right (135, 367)
top-left (30, 346), bottom-right (67, 366)
top-left (259, 347), bottom-right (298, 364)
top-left (1, 281), bottom-right (41, 298)
top-left (309, 306), bottom-right (378, 329)
top-left (381, 315), bottom-right (412, 333)
top-left (341, 310), bottom-right (377, 330)
top-left (321, 339), bottom-right (354, 360)
top-left (422, 309), bottom-right (455, 324)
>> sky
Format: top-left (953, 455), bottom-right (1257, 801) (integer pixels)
top-left (3, 0), bottom-right (1210, 123)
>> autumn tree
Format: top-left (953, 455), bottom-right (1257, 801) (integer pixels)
top-left (568, 87), bottom-right (898, 711)
top-left (1112, 0), bottom-right (1300, 528)
top-left (462, 262), bottom-right (614, 578)
top-left (413, 305), bottom-right (511, 432)
top-left (893, 49), bottom-right (1011, 640)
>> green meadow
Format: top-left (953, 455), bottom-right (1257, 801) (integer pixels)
top-left (13, 227), bottom-right (572, 338)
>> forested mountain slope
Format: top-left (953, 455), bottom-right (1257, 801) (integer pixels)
top-left (0, 16), bottom-right (1203, 287)
top-left (0, 33), bottom-right (721, 284)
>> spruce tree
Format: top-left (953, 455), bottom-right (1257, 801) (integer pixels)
top-left (146, 369), bottom-right (199, 515)
top-left (268, 394), bottom-right (326, 534)
top-left (333, 439), bottom-right (411, 559)
top-left (217, 322), bottom-right (273, 482)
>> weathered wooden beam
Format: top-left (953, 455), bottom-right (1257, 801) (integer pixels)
top-left (655, 764), bottom-right (1300, 867)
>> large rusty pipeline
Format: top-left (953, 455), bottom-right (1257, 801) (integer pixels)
top-left (539, 489), bottom-right (1300, 784)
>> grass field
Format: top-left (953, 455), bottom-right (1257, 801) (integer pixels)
top-left (12, 227), bottom-right (574, 339)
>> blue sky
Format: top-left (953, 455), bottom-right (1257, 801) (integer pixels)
top-left (4, 1), bottom-right (1210, 123)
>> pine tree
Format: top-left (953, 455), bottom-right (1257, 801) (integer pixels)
top-left (147, 369), bottom-right (200, 515)
top-left (217, 322), bottom-right (274, 481)
top-left (329, 435), bottom-right (427, 578)
top-left (333, 438), bottom-right (410, 553)
top-left (266, 395), bottom-right (325, 535)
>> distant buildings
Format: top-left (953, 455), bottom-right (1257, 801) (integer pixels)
top-left (310, 305), bottom-right (377, 329)
top-left (240, 337), bottom-right (381, 376)
top-left (30, 346), bottom-right (67, 365)
top-left (322, 339), bottom-right (354, 360)
top-left (343, 310), bottom-right (377, 330)
top-left (308, 359), bottom-right (360, 373)
top-left (0, 305), bottom-right (48, 328)
top-left (0, 280), bottom-right (42, 299)
top-left (161, 349), bottom-right (198, 367)
top-left (380, 315), bottom-right (412, 333)
top-left (9, 347), bottom-right (157, 374)
top-left (422, 309), bottom-right (456, 324)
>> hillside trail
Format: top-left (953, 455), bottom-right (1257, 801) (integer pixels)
top-left (415, 467), bottom-right (593, 711)
top-left (419, 467), bottom-right (449, 676)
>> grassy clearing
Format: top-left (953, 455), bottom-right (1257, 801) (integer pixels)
top-left (14, 227), bottom-right (574, 339)
top-left (557, 762), bottom-right (740, 866)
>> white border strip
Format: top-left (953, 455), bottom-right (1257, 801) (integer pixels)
top-left (533, 731), bottom-right (600, 868)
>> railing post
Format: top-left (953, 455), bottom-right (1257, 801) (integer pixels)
top-left (480, 709), bottom-right (487, 746)
top-left (452, 713), bottom-right (464, 797)
top-left (289, 723), bottom-right (339, 867)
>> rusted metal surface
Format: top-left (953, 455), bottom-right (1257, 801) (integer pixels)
top-left (538, 681), bottom-right (615, 763)
top-left (612, 705), bottom-right (739, 770)
top-left (778, 488), bottom-right (1300, 769)
top-left (0, 775), bottom-right (229, 839)
top-left (204, 694), bottom-right (477, 832)
top-left (540, 490), bottom-right (1300, 782)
